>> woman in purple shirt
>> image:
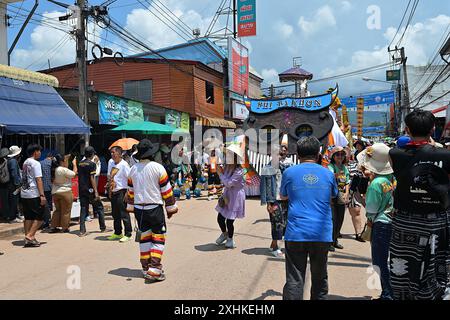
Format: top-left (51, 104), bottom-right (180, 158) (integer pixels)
top-left (215, 140), bottom-right (246, 249)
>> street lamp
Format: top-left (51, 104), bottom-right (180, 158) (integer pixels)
top-left (362, 77), bottom-right (393, 84)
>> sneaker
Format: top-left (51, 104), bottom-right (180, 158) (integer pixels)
top-left (328, 245), bottom-right (336, 252)
top-left (271, 249), bottom-right (284, 258)
top-left (119, 236), bottom-right (131, 243)
top-left (78, 232), bottom-right (89, 237)
top-left (107, 234), bottom-right (123, 240)
top-left (12, 218), bottom-right (23, 223)
top-left (215, 233), bottom-right (227, 245)
top-left (145, 269), bottom-right (166, 281)
top-left (85, 217), bottom-right (92, 222)
top-left (333, 241), bottom-right (344, 250)
top-left (225, 238), bottom-right (236, 249)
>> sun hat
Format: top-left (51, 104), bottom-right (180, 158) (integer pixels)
top-left (8, 145), bottom-right (22, 158)
top-left (225, 135), bottom-right (245, 159)
top-left (329, 146), bottom-right (346, 159)
top-left (135, 139), bottom-right (159, 160)
top-left (356, 143), bottom-right (393, 175)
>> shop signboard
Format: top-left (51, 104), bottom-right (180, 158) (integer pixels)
top-left (237, 0), bottom-right (256, 37)
top-left (228, 37), bottom-right (249, 98)
top-left (233, 101), bottom-right (249, 120)
top-left (98, 93), bottom-right (144, 125)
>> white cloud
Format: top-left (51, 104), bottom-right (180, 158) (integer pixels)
top-left (274, 21), bottom-right (293, 39)
top-left (316, 14), bottom-right (450, 95)
top-left (125, 1), bottom-right (213, 50)
top-left (11, 11), bottom-right (107, 70)
top-left (261, 68), bottom-right (279, 85)
top-left (341, 1), bottom-right (353, 12)
top-left (298, 5), bottom-right (336, 36)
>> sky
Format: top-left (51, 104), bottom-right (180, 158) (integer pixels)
top-left (5, 0), bottom-right (450, 97)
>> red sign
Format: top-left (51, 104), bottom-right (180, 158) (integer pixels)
top-left (237, 0), bottom-right (256, 38)
top-left (228, 37), bottom-right (249, 96)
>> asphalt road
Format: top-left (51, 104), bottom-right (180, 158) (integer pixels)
top-left (0, 197), bottom-right (377, 300)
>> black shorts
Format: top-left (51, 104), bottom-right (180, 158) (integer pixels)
top-left (21, 197), bottom-right (45, 221)
top-left (134, 205), bottom-right (166, 234)
top-left (208, 172), bottom-right (221, 185)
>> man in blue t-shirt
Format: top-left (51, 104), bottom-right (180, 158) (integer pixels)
top-left (280, 136), bottom-right (338, 300)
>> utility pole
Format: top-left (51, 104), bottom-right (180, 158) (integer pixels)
top-left (233, 0), bottom-right (237, 38)
top-left (76, 0), bottom-right (89, 146)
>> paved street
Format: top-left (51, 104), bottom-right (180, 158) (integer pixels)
top-left (0, 197), bottom-right (375, 300)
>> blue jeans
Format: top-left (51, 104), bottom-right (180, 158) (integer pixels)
top-left (371, 222), bottom-right (393, 300)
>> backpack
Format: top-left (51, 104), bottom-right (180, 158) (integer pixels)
top-left (399, 145), bottom-right (449, 212)
top-left (0, 160), bottom-right (10, 184)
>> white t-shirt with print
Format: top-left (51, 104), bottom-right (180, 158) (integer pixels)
top-left (109, 159), bottom-right (130, 192)
top-left (21, 158), bottom-right (43, 199)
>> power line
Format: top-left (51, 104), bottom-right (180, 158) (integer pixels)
top-left (396, 0), bottom-right (420, 47)
top-left (388, 0), bottom-right (411, 49)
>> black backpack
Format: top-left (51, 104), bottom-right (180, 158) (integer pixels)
top-left (399, 145), bottom-right (449, 212)
top-left (0, 160), bottom-right (10, 184)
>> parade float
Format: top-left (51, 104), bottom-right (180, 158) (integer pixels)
top-left (241, 84), bottom-right (348, 196)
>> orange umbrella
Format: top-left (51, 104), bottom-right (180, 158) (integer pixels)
top-left (109, 138), bottom-right (139, 151)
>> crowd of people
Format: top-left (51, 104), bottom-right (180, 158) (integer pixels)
top-left (278, 110), bottom-right (449, 300)
top-left (0, 109), bottom-right (448, 298)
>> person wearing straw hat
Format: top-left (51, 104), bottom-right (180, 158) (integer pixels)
top-left (7, 146), bottom-right (24, 223)
top-left (357, 143), bottom-right (395, 300)
top-left (328, 146), bottom-right (350, 251)
top-left (215, 136), bottom-right (246, 249)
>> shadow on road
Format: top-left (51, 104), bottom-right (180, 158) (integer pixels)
top-left (328, 261), bottom-right (371, 268)
top-left (329, 252), bottom-right (372, 263)
top-left (194, 243), bottom-right (227, 252)
top-left (108, 268), bottom-right (143, 279)
top-left (241, 247), bottom-right (273, 257)
top-left (94, 236), bottom-right (115, 241)
top-left (11, 240), bottom-right (47, 247)
top-left (252, 219), bottom-right (270, 225)
top-left (254, 289), bottom-right (283, 300)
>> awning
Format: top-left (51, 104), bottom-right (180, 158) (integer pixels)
top-left (0, 76), bottom-right (90, 134)
top-left (111, 121), bottom-right (184, 134)
top-left (432, 105), bottom-right (448, 118)
top-left (196, 116), bottom-right (236, 129)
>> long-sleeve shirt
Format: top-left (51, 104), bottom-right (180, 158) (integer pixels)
top-left (7, 158), bottom-right (21, 187)
top-left (128, 160), bottom-right (177, 213)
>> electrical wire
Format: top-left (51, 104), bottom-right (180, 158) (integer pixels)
top-left (388, 0), bottom-right (411, 49)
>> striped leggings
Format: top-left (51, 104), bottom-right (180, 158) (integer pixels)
top-left (135, 206), bottom-right (167, 274)
top-left (389, 209), bottom-right (450, 300)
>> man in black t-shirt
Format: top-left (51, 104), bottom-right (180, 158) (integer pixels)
top-left (78, 146), bottom-right (106, 236)
top-left (389, 110), bottom-right (450, 300)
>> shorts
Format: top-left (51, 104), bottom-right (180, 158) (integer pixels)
top-left (134, 205), bottom-right (166, 234)
top-left (21, 197), bottom-right (45, 221)
top-left (208, 172), bottom-right (221, 185)
top-left (348, 191), bottom-right (364, 208)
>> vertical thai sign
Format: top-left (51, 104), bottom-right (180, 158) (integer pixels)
top-left (357, 98), bottom-right (364, 137)
top-left (228, 37), bottom-right (249, 97)
top-left (237, 0), bottom-right (256, 37)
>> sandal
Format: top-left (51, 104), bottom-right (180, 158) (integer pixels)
top-left (355, 233), bottom-right (366, 243)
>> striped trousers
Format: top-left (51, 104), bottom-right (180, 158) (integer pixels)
top-left (389, 209), bottom-right (450, 300)
top-left (134, 206), bottom-right (167, 275)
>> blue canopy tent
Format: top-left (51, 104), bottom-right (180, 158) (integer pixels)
top-left (0, 76), bottom-right (90, 134)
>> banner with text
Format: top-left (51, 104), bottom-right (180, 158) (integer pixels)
top-left (98, 93), bottom-right (144, 125)
top-left (237, 0), bottom-right (256, 37)
top-left (228, 37), bottom-right (249, 97)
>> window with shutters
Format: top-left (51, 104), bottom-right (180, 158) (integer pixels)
top-left (123, 80), bottom-right (152, 102)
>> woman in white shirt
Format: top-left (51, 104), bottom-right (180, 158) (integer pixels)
top-left (50, 154), bottom-right (77, 233)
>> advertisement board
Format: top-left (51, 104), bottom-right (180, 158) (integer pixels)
top-left (228, 37), bottom-right (249, 97)
top-left (232, 101), bottom-right (249, 120)
top-left (98, 93), bottom-right (144, 125)
top-left (237, 0), bottom-right (256, 37)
